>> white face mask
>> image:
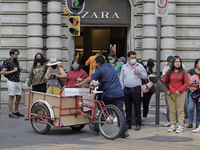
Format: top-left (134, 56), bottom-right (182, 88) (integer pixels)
top-left (130, 59), bottom-right (137, 65)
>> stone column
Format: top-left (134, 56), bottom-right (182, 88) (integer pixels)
top-left (46, 0), bottom-right (62, 60)
top-left (27, 0), bottom-right (43, 71)
top-left (142, 0), bottom-right (157, 64)
top-left (161, 0), bottom-right (176, 69)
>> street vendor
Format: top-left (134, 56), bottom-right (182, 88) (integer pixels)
top-left (76, 55), bottom-right (129, 138)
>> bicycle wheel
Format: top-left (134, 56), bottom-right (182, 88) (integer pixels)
top-left (31, 104), bottom-right (52, 134)
top-left (98, 104), bottom-right (124, 140)
top-left (71, 124), bottom-right (85, 131)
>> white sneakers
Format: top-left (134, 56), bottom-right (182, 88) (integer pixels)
top-left (176, 125), bottom-right (184, 133)
top-left (163, 122), bottom-right (171, 127)
top-left (193, 126), bottom-right (200, 133)
top-left (168, 124), bottom-right (184, 133)
top-left (168, 124), bottom-right (176, 132)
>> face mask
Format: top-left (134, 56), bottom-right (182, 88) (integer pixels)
top-left (13, 58), bottom-right (17, 61)
top-left (199, 64), bottom-right (200, 68)
top-left (36, 58), bottom-right (41, 62)
top-left (174, 66), bottom-right (180, 69)
top-left (51, 65), bottom-right (57, 69)
top-left (130, 59), bottom-right (137, 65)
top-left (72, 65), bottom-right (79, 70)
top-left (109, 59), bottom-right (115, 64)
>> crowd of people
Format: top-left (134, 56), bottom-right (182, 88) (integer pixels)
top-left (2, 49), bottom-right (200, 137)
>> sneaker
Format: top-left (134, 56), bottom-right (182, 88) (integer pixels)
top-left (168, 124), bottom-right (176, 132)
top-left (163, 122), bottom-right (171, 127)
top-left (120, 131), bottom-right (129, 138)
top-left (193, 126), bottom-right (200, 133)
top-left (176, 125), bottom-right (184, 133)
top-left (14, 111), bottom-right (24, 117)
top-left (9, 113), bottom-right (19, 119)
top-left (89, 124), bottom-right (99, 135)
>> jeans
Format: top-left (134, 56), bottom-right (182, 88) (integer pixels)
top-left (103, 96), bottom-right (128, 132)
top-left (184, 97), bottom-right (189, 117)
top-left (188, 93), bottom-right (200, 124)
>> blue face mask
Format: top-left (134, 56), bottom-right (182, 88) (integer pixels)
top-left (72, 65), bottom-right (79, 70)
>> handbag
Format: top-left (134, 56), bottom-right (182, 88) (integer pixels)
top-left (141, 79), bottom-right (156, 94)
top-left (190, 88), bottom-right (200, 101)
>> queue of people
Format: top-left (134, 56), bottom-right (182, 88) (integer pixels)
top-left (3, 48), bottom-right (200, 135)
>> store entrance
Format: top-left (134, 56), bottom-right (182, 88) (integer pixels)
top-left (75, 27), bottom-right (127, 63)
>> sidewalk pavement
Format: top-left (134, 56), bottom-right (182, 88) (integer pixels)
top-left (0, 105), bottom-right (200, 150)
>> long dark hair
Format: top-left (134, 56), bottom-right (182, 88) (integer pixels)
top-left (194, 58), bottom-right (200, 68)
top-left (108, 53), bottom-right (118, 66)
top-left (33, 53), bottom-right (44, 68)
top-left (147, 58), bottom-right (155, 72)
top-left (71, 59), bottom-right (81, 71)
top-left (166, 56), bottom-right (185, 87)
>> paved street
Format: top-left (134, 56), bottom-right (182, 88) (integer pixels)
top-left (0, 105), bottom-right (200, 150)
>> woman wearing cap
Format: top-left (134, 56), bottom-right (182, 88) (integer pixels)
top-left (108, 53), bottom-right (124, 77)
top-left (141, 58), bottom-right (155, 125)
top-left (27, 53), bottom-right (47, 93)
top-left (45, 58), bottom-right (66, 95)
top-left (65, 59), bottom-right (88, 86)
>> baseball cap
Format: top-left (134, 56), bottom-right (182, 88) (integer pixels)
top-left (118, 57), bottom-right (126, 63)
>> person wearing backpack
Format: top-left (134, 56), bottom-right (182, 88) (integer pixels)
top-left (163, 56), bottom-right (189, 133)
top-left (187, 58), bottom-right (200, 132)
top-left (2, 49), bottom-right (24, 119)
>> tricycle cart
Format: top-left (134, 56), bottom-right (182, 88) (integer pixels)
top-left (25, 85), bottom-right (124, 140)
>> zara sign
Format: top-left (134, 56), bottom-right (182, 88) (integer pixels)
top-left (80, 0), bottom-right (131, 26)
top-left (82, 11), bottom-right (120, 19)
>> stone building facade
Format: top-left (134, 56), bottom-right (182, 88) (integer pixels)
top-left (0, 0), bottom-right (200, 104)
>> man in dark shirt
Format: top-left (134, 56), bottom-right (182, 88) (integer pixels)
top-left (76, 55), bottom-right (129, 138)
top-left (2, 49), bottom-right (24, 118)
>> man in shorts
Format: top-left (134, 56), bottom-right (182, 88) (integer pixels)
top-left (2, 49), bottom-right (24, 118)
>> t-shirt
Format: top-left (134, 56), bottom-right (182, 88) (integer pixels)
top-left (85, 55), bottom-right (97, 76)
top-left (3, 58), bottom-right (20, 82)
top-left (188, 68), bottom-right (200, 78)
top-left (65, 69), bottom-right (88, 85)
top-left (91, 63), bottom-right (124, 98)
top-left (114, 62), bottom-right (124, 77)
top-left (27, 64), bottom-right (47, 87)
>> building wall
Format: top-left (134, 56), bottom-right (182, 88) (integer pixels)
top-left (0, 0), bottom-right (200, 104)
top-left (0, 0), bottom-right (69, 103)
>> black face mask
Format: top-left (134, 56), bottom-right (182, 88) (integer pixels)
top-left (174, 66), bottom-right (181, 69)
top-left (51, 65), bottom-right (57, 69)
top-left (36, 58), bottom-right (41, 62)
top-left (13, 58), bottom-right (17, 61)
